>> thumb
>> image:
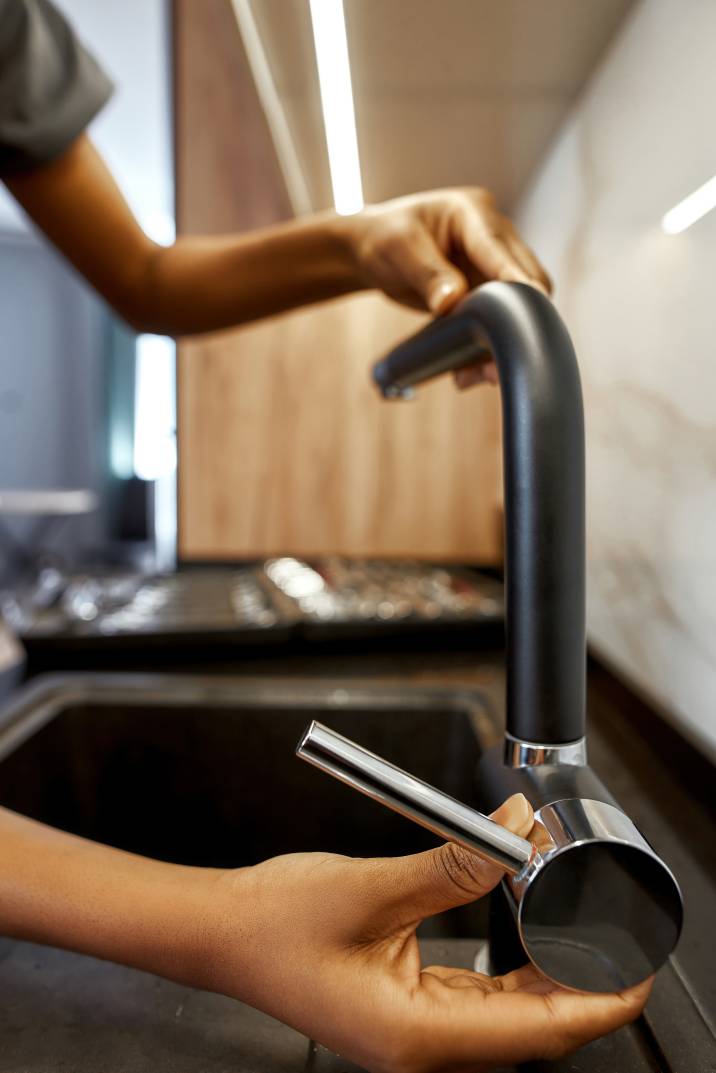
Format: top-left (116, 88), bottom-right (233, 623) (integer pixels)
top-left (387, 225), bottom-right (467, 313)
top-left (387, 794), bottom-right (534, 923)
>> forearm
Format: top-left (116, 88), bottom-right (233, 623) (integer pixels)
top-left (5, 135), bottom-right (363, 336)
top-left (0, 806), bottom-right (219, 985)
top-left (139, 214), bottom-right (362, 335)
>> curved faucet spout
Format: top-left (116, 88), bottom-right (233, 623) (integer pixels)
top-left (373, 282), bottom-right (585, 746)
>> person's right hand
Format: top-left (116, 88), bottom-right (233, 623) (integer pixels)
top-left (197, 794), bottom-right (652, 1073)
top-left (339, 187), bottom-right (552, 393)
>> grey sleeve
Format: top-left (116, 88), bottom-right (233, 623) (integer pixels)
top-left (0, 0), bottom-right (114, 176)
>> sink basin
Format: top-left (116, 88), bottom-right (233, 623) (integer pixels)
top-left (0, 673), bottom-right (502, 938)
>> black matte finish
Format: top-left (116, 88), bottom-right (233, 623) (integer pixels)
top-left (374, 283), bottom-right (585, 744)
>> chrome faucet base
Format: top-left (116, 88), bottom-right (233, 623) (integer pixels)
top-left (505, 797), bottom-right (683, 992)
top-left (504, 732), bottom-right (587, 768)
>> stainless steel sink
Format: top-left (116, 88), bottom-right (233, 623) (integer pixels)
top-left (0, 673), bottom-right (502, 938)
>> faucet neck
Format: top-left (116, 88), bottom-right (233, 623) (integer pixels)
top-left (374, 282), bottom-right (586, 745)
top-left (476, 284), bottom-right (585, 744)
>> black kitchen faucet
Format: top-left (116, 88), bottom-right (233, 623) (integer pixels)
top-left (299, 283), bottom-right (683, 993)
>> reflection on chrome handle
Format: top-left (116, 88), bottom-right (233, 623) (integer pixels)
top-left (296, 721), bottom-right (534, 875)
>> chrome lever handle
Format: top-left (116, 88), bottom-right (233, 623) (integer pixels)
top-left (297, 720), bottom-right (535, 875)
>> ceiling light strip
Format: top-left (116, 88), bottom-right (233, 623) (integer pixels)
top-left (662, 174), bottom-right (716, 234)
top-left (309, 0), bottom-right (364, 216)
top-left (230, 0), bottom-right (313, 216)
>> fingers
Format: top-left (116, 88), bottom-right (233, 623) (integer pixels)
top-left (453, 358), bottom-right (498, 390)
top-left (490, 793), bottom-right (534, 836)
top-left (378, 794), bottom-right (534, 924)
top-left (505, 977), bottom-right (654, 1062)
top-left (451, 219), bottom-right (549, 391)
top-left (492, 962), bottom-right (558, 994)
top-left (355, 188), bottom-right (551, 317)
top-left (459, 214), bottom-right (534, 289)
top-left (382, 224), bottom-right (468, 313)
top-left (423, 961), bottom-right (557, 996)
top-left (456, 195), bottom-right (551, 295)
top-left (503, 227), bottom-right (553, 295)
top-left (416, 968), bottom-right (653, 1068)
top-left (421, 963), bottom-right (499, 992)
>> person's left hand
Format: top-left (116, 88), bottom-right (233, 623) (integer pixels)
top-left (342, 187), bottom-right (552, 388)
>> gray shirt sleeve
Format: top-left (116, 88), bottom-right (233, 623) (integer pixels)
top-left (0, 0), bottom-right (113, 176)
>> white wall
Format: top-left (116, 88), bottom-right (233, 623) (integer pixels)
top-left (515, 0), bottom-right (716, 759)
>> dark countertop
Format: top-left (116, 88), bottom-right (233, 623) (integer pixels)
top-left (5, 648), bottom-right (716, 1072)
top-left (4, 939), bottom-right (710, 1073)
top-left (0, 936), bottom-right (309, 1073)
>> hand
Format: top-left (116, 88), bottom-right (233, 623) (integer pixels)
top-left (6, 140), bottom-right (549, 347)
top-left (198, 794), bottom-right (651, 1073)
top-left (342, 188), bottom-right (553, 390)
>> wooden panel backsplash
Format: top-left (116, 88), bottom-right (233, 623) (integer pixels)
top-left (178, 294), bottom-right (502, 559)
top-left (174, 0), bottom-right (503, 562)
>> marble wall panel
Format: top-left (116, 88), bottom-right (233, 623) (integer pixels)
top-left (515, 0), bottom-right (716, 759)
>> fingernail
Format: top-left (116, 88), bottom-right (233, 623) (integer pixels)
top-left (429, 278), bottom-right (460, 312)
top-left (454, 368), bottom-right (482, 390)
top-left (492, 793), bottom-right (531, 832)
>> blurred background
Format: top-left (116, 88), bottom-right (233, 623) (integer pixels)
top-left (1, 0), bottom-right (715, 763)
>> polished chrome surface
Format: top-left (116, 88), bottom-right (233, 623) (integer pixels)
top-left (297, 721), bottom-right (534, 874)
top-left (504, 798), bottom-right (684, 992)
top-left (504, 732), bottom-right (587, 768)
